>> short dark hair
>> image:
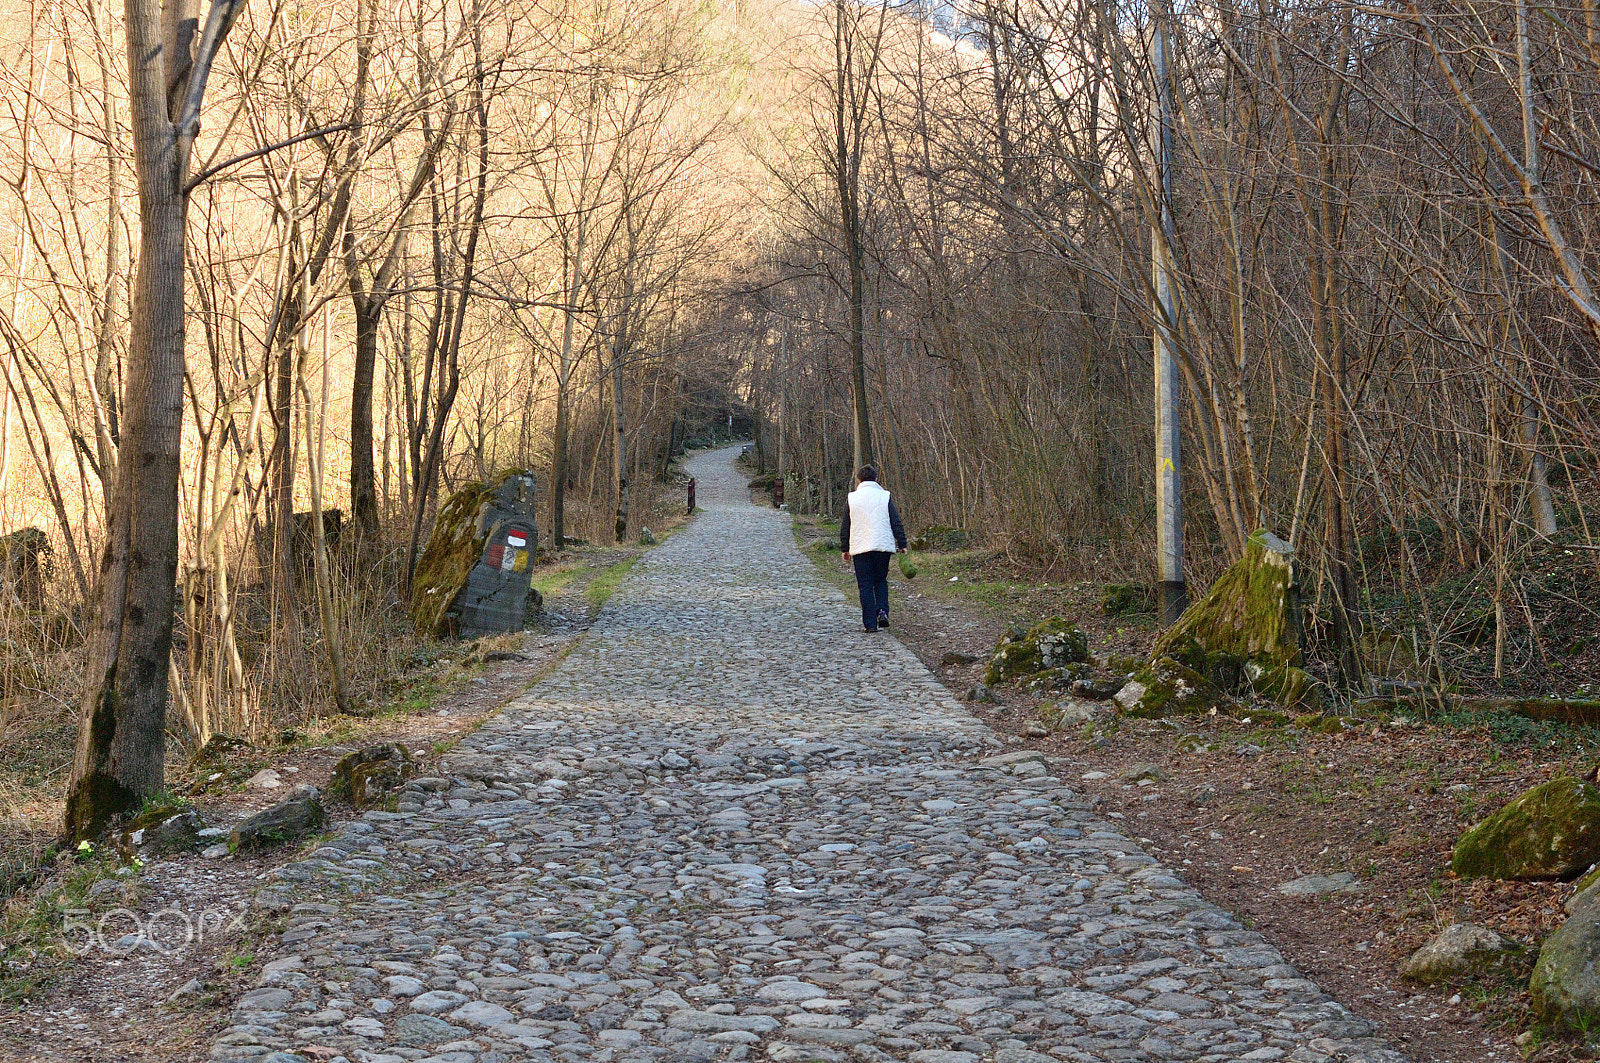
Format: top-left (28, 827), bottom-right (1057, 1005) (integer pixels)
top-left (856, 465), bottom-right (877, 483)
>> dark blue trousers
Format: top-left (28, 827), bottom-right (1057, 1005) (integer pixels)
top-left (853, 551), bottom-right (892, 629)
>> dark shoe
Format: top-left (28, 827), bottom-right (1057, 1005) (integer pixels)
top-left (863, 625), bottom-right (879, 633)
top-left (877, 611), bottom-right (890, 629)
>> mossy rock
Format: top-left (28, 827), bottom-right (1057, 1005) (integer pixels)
top-left (0, 527), bottom-right (51, 609)
top-left (119, 806), bottom-right (206, 856)
top-left (1113, 656), bottom-right (1227, 718)
top-left (1452, 777), bottom-right (1600, 881)
top-left (1102, 582), bottom-right (1156, 618)
top-left (411, 469), bottom-right (531, 638)
top-left (1533, 903), bottom-right (1600, 1027)
top-left (1106, 654), bottom-right (1144, 675)
top-left (909, 526), bottom-right (971, 552)
top-left (984, 617), bottom-right (1089, 686)
top-left (1402, 924), bottom-right (1527, 985)
top-left (1021, 664), bottom-right (1091, 695)
top-left (1293, 712), bottom-right (1346, 735)
top-left (190, 733), bottom-right (251, 766)
top-left (1151, 530), bottom-right (1318, 708)
top-left (329, 743), bottom-right (416, 809)
top-left (1252, 663), bottom-right (1321, 711)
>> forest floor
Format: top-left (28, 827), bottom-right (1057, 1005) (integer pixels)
top-left (0, 506), bottom-right (689, 1062)
top-left (789, 502), bottom-right (1600, 1063)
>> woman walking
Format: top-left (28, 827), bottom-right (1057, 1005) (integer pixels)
top-left (838, 466), bottom-right (908, 632)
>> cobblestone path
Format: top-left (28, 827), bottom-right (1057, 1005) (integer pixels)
top-left (214, 446), bottom-right (1402, 1063)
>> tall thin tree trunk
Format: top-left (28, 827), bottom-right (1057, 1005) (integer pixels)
top-left (67, 0), bottom-right (241, 838)
top-left (349, 299), bottom-right (381, 542)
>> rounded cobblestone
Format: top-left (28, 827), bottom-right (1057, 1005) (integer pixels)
top-left (210, 446), bottom-right (1403, 1063)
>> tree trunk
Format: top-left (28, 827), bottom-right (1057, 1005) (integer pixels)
top-left (65, 0), bottom-right (199, 839)
top-left (552, 364), bottom-right (570, 548)
top-left (834, 0), bottom-right (873, 471)
top-left (612, 348), bottom-right (628, 544)
top-left (349, 297), bottom-right (381, 543)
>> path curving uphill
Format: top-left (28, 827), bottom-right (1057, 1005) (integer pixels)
top-left (213, 445), bottom-right (1402, 1063)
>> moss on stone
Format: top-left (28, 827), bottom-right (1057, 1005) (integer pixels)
top-left (1252, 664), bottom-right (1321, 710)
top-left (411, 470), bottom-right (522, 638)
top-left (1115, 656), bottom-right (1226, 718)
top-left (1532, 903), bottom-right (1600, 1027)
top-left (1452, 776), bottom-right (1600, 881)
top-left (1101, 582), bottom-right (1155, 618)
top-left (329, 743), bottom-right (416, 809)
top-left (984, 617), bottom-right (1089, 686)
top-left (1150, 530), bottom-right (1317, 707)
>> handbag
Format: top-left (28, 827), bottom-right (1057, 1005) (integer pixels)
top-left (897, 552), bottom-right (919, 579)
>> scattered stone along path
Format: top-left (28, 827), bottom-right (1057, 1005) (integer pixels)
top-left (214, 447), bottom-right (1402, 1063)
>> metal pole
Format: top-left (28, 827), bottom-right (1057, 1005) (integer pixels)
top-left (1152, 0), bottom-right (1186, 623)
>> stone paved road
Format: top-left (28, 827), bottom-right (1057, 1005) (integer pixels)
top-left (214, 446), bottom-right (1403, 1063)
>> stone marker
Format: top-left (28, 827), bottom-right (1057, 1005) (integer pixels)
top-left (412, 470), bottom-right (542, 638)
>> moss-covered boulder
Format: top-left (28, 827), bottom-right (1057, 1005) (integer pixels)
top-left (1022, 664), bottom-right (1091, 695)
top-left (984, 617), bottom-right (1089, 686)
top-left (1112, 656), bottom-right (1227, 718)
top-left (1452, 777), bottom-right (1600, 881)
top-left (330, 743), bottom-right (416, 808)
top-left (909, 526), bottom-right (971, 552)
top-left (1101, 582), bottom-right (1155, 618)
top-left (119, 806), bottom-right (206, 856)
top-left (412, 470), bottom-right (540, 638)
top-left (1149, 530), bottom-right (1318, 708)
top-left (1533, 903), bottom-right (1600, 1028)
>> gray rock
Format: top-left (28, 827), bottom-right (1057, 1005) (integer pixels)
top-left (447, 1000), bottom-right (514, 1026)
top-left (439, 753), bottom-right (507, 781)
top-left (1401, 923), bottom-right (1524, 984)
top-left (409, 990), bottom-right (468, 1013)
top-left (168, 977), bottom-right (204, 1002)
top-left (394, 1012), bottom-right (467, 1044)
top-left (1276, 872), bottom-right (1365, 896)
top-left (1119, 763), bottom-right (1167, 782)
top-left (1071, 676), bottom-right (1126, 700)
top-left (667, 1010), bottom-right (780, 1033)
top-left (244, 768), bottom-right (282, 790)
top-left (235, 987), bottom-right (293, 1013)
top-left (229, 787), bottom-right (326, 851)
